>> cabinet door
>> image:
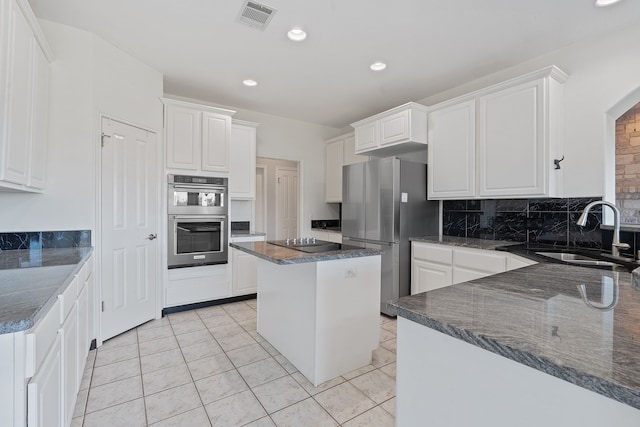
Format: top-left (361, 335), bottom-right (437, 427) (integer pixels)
top-left (28, 334), bottom-right (62, 427)
top-left (166, 105), bottom-right (200, 170)
top-left (379, 109), bottom-right (410, 146)
top-left (427, 100), bottom-right (476, 199)
top-left (343, 135), bottom-right (368, 166)
top-left (28, 43), bottom-right (50, 189)
top-left (202, 112), bottom-right (231, 173)
top-left (478, 79), bottom-right (544, 197)
top-left (76, 284), bottom-right (89, 379)
top-left (354, 121), bottom-right (378, 153)
top-left (325, 139), bottom-right (344, 202)
top-left (232, 249), bottom-right (258, 296)
top-left (61, 305), bottom-right (78, 427)
top-left (412, 259), bottom-right (452, 294)
top-left (0, 1), bottom-right (33, 185)
top-left (230, 123), bottom-right (256, 199)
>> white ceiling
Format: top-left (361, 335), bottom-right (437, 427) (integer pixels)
top-left (27, 0), bottom-right (640, 129)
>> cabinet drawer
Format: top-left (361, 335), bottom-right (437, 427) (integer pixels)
top-left (453, 249), bottom-right (506, 274)
top-left (77, 255), bottom-right (94, 295)
top-left (59, 275), bottom-right (78, 323)
top-left (412, 243), bottom-right (452, 265)
top-left (25, 299), bottom-right (60, 378)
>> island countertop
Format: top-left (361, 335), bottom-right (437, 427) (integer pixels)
top-left (230, 241), bottom-right (382, 265)
top-left (390, 261), bottom-right (640, 410)
top-left (0, 247), bottom-right (93, 334)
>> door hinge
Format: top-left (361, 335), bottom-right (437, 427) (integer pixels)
top-left (101, 133), bottom-right (111, 147)
top-left (101, 301), bottom-right (105, 312)
top-left (277, 177), bottom-right (280, 184)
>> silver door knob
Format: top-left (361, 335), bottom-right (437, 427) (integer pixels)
top-left (146, 234), bottom-right (157, 240)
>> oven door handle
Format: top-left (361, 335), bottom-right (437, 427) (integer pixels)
top-left (170, 184), bottom-right (226, 192)
top-left (172, 215), bottom-right (227, 221)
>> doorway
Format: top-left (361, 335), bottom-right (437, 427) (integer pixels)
top-left (100, 117), bottom-right (159, 341)
top-left (255, 157), bottom-right (300, 240)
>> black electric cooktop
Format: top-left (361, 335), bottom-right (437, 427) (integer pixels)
top-left (267, 239), bottom-right (360, 253)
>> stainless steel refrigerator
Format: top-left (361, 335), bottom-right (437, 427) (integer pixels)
top-left (342, 157), bottom-right (439, 315)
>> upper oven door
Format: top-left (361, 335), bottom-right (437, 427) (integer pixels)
top-left (168, 183), bottom-right (227, 215)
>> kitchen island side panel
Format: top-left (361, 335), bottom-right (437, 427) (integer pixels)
top-left (256, 260), bottom-right (318, 381)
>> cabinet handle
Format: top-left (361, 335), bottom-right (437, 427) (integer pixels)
top-left (146, 234), bottom-right (157, 240)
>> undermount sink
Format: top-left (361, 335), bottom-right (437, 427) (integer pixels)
top-left (535, 252), bottom-right (620, 267)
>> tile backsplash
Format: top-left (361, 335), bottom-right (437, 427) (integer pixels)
top-left (0, 230), bottom-right (91, 251)
top-left (443, 197), bottom-right (603, 248)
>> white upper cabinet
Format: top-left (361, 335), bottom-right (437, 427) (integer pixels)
top-left (427, 100), bottom-right (476, 199)
top-left (164, 98), bottom-right (235, 173)
top-left (229, 120), bottom-right (258, 200)
top-left (351, 102), bottom-right (428, 156)
top-left (427, 66), bottom-right (567, 200)
top-left (325, 132), bottom-right (368, 203)
top-left (0, 0), bottom-right (53, 192)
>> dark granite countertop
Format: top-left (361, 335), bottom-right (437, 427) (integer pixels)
top-left (410, 235), bottom-right (521, 251)
top-left (230, 241), bottom-right (382, 265)
top-left (0, 247), bottom-right (93, 334)
top-left (390, 262), bottom-right (640, 410)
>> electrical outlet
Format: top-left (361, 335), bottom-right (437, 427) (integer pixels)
top-left (344, 268), bottom-right (357, 278)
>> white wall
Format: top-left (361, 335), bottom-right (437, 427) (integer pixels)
top-left (0, 20), bottom-right (163, 235)
top-left (419, 23), bottom-right (640, 199)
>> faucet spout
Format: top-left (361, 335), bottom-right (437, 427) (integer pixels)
top-left (576, 201), bottom-right (630, 258)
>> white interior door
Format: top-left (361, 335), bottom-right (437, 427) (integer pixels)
top-left (100, 117), bottom-right (158, 341)
top-left (276, 167), bottom-right (298, 239)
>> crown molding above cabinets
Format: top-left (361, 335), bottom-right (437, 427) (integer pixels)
top-left (427, 66), bottom-right (567, 200)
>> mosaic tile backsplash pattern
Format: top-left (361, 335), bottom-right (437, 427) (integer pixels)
top-left (443, 198), bottom-right (603, 248)
top-left (0, 230), bottom-right (91, 251)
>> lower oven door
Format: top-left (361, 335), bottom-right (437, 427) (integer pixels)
top-left (168, 215), bottom-right (228, 268)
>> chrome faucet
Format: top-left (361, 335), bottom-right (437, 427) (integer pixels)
top-left (576, 201), bottom-right (630, 258)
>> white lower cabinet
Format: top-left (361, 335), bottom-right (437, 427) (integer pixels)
top-left (165, 264), bottom-right (230, 307)
top-left (231, 250), bottom-right (258, 296)
top-left (61, 304), bottom-right (78, 427)
top-left (0, 253), bottom-right (95, 427)
top-left (27, 334), bottom-right (62, 427)
top-left (411, 242), bottom-right (536, 294)
top-left (230, 234), bottom-right (265, 297)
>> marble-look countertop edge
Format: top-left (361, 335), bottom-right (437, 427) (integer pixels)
top-left (0, 248), bottom-right (94, 334)
top-left (229, 242), bottom-right (382, 265)
top-left (390, 292), bottom-right (640, 410)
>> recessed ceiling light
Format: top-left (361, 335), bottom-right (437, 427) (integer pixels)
top-left (287, 27), bottom-right (307, 42)
top-left (243, 79), bottom-right (258, 87)
top-left (370, 61), bottom-right (387, 71)
top-left (594, 0), bottom-right (622, 6)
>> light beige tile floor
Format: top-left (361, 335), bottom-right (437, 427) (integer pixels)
top-left (73, 299), bottom-right (397, 427)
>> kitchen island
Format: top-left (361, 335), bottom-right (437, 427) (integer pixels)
top-left (230, 241), bottom-right (382, 386)
top-left (390, 258), bottom-right (640, 426)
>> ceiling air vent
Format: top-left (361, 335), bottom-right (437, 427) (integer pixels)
top-left (237, 1), bottom-right (277, 31)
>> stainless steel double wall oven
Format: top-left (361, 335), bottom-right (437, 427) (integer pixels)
top-left (167, 175), bottom-right (228, 268)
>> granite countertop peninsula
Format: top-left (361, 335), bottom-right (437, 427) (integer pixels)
top-left (410, 235), bottom-right (522, 251)
top-left (230, 241), bottom-right (382, 265)
top-left (390, 261), bottom-right (640, 410)
top-left (0, 247), bottom-right (93, 334)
